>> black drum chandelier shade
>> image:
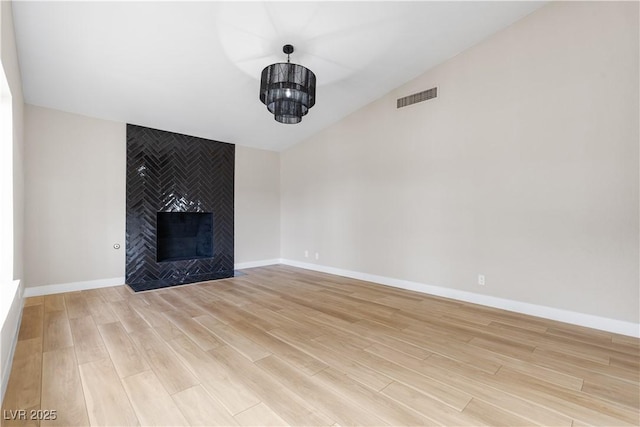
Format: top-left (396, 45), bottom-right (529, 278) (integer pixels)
top-left (259, 44), bottom-right (316, 124)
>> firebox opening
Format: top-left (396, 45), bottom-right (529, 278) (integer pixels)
top-left (156, 212), bottom-right (213, 262)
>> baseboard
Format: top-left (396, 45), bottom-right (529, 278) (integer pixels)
top-left (21, 262), bottom-right (286, 296)
top-left (23, 276), bottom-right (126, 297)
top-left (234, 259), bottom-right (281, 270)
top-left (280, 259), bottom-right (640, 338)
top-left (1, 280), bottom-right (24, 403)
top-left (18, 262), bottom-right (639, 337)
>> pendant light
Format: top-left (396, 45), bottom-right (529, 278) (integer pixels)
top-left (259, 44), bottom-right (316, 124)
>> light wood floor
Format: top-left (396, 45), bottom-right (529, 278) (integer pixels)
top-left (2, 265), bottom-right (639, 426)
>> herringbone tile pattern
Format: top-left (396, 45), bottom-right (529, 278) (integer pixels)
top-left (126, 124), bottom-right (234, 291)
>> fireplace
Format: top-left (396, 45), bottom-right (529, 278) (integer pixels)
top-left (126, 124), bottom-right (235, 292)
top-left (157, 212), bottom-right (213, 262)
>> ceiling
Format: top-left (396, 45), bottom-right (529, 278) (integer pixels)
top-left (12, 1), bottom-right (545, 151)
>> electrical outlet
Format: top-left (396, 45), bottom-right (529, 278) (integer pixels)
top-left (304, 250), bottom-right (309, 258)
top-left (315, 252), bottom-right (319, 260)
top-left (478, 274), bottom-right (485, 286)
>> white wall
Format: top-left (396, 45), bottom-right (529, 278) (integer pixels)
top-left (235, 145), bottom-right (280, 264)
top-left (24, 105), bottom-right (126, 287)
top-left (23, 106), bottom-right (281, 288)
top-left (280, 1), bottom-right (639, 324)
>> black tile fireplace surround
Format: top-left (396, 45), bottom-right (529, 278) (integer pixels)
top-left (125, 124), bottom-right (235, 292)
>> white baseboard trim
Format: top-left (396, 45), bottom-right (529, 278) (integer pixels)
top-left (23, 276), bottom-right (126, 298)
top-left (234, 259), bottom-right (281, 270)
top-left (280, 259), bottom-right (640, 338)
top-left (18, 262), bottom-right (639, 337)
top-left (1, 280), bottom-right (24, 403)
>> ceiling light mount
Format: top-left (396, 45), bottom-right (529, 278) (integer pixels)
top-left (259, 44), bottom-right (316, 124)
top-left (283, 44), bottom-right (294, 60)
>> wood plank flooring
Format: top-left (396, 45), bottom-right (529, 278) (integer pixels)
top-left (2, 265), bottom-right (639, 426)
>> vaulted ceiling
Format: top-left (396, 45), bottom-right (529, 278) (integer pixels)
top-left (12, 1), bottom-right (545, 151)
